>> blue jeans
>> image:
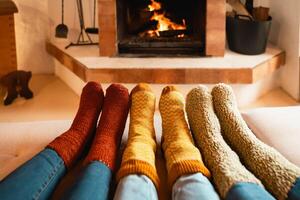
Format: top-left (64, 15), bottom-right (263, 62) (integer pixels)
top-left (288, 177), bottom-right (300, 200)
top-left (114, 173), bottom-right (220, 200)
top-left (0, 148), bottom-right (66, 200)
top-left (0, 149), bottom-right (113, 200)
top-left (226, 182), bottom-right (275, 200)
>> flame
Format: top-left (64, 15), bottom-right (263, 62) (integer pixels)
top-left (146, 0), bottom-right (186, 37)
top-left (148, 0), bottom-right (161, 11)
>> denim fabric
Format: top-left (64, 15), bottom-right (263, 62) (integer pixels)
top-left (63, 161), bottom-right (112, 200)
top-left (114, 174), bottom-right (158, 200)
top-left (172, 173), bottom-right (220, 200)
top-left (226, 182), bottom-right (275, 200)
top-left (114, 173), bottom-right (219, 200)
top-left (288, 177), bottom-right (300, 200)
top-left (0, 148), bottom-right (66, 200)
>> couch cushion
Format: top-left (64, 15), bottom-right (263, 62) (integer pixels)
top-left (242, 106), bottom-right (300, 167)
top-left (0, 120), bottom-right (72, 180)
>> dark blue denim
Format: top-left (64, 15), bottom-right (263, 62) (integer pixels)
top-left (226, 182), bottom-right (275, 200)
top-left (63, 161), bottom-right (112, 200)
top-left (288, 177), bottom-right (300, 200)
top-left (0, 148), bottom-right (66, 200)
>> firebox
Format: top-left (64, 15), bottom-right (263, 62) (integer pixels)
top-left (116, 0), bottom-right (206, 56)
top-left (98, 0), bottom-right (225, 57)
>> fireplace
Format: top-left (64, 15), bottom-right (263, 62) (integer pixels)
top-left (98, 0), bottom-right (226, 57)
top-left (117, 0), bottom-right (206, 56)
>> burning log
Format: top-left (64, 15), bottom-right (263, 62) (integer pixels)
top-left (159, 30), bottom-right (187, 37)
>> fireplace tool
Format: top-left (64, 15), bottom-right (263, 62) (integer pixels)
top-left (85, 0), bottom-right (99, 34)
top-left (55, 0), bottom-right (68, 38)
top-left (65, 0), bottom-right (98, 49)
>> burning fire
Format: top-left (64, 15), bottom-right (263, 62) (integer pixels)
top-left (146, 0), bottom-right (186, 37)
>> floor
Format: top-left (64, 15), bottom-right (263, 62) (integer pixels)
top-left (0, 75), bottom-right (79, 122)
top-left (0, 74), bottom-right (298, 122)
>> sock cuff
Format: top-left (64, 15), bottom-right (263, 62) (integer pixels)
top-left (116, 159), bottom-right (160, 189)
top-left (168, 160), bottom-right (211, 188)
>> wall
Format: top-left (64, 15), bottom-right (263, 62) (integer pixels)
top-left (48, 0), bottom-right (98, 44)
top-left (12, 0), bottom-right (97, 74)
top-left (267, 0), bottom-right (300, 100)
top-left (13, 0), bottom-right (54, 73)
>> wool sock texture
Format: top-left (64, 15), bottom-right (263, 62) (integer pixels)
top-left (159, 86), bottom-right (210, 188)
top-left (48, 82), bottom-right (104, 169)
top-left (116, 83), bottom-right (159, 189)
top-left (186, 85), bottom-right (263, 198)
top-left (212, 83), bottom-right (300, 200)
top-left (84, 84), bottom-right (130, 171)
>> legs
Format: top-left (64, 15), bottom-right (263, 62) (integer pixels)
top-left (0, 82), bottom-right (104, 200)
top-left (172, 173), bottom-right (220, 200)
top-left (115, 84), bottom-right (159, 199)
top-left (159, 86), bottom-right (218, 200)
top-left (62, 161), bottom-right (112, 200)
top-left (212, 84), bottom-right (300, 199)
top-left (186, 85), bottom-right (274, 200)
top-left (0, 149), bottom-right (66, 200)
top-left (63, 84), bottom-right (130, 200)
top-left (114, 175), bottom-right (158, 200)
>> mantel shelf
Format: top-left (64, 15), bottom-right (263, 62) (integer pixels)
top-left (46, 41), bottom-right (285, 84)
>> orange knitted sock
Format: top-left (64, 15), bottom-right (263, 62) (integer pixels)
top-left (48, 82), bottom-right (104, 169)
top-left (84, 84), bottom-right (130, 171)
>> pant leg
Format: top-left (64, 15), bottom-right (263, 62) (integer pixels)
top-left (172, 173), bottom-right (220, 200)
top-left (114, 174), bottom-right (158, 200)
top-left (288, 177), bottom-right (300, 200)
top-left (0, 148), bottom-right (66, 200)
top-left (62, 161), bottom-right (112, 200)
top-left (226, 182), bottom-right (275, 200)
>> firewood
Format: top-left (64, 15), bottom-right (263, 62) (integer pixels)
top-left (253, 7), bottom-right (270, 21)
top-left (227, 0), bottom-right (253, 20)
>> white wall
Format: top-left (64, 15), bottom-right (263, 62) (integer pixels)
top-left (48, 0), bottom-right (98, 43)
top-left (14, 0), bottom-right (54, 73)
top-left (12, 0), bottom-right (97, 74)
top-left (268, 0), bottom-right (300, 100)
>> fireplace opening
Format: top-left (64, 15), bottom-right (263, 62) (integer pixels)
top-left (117, 0), bottom-right (206, 56)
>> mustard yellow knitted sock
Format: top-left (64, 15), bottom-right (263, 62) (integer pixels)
top-left (116, 83), bottom-right (159, 189)
top-left (159, 86), bottom-right (210, 188)
top-left (186, 85), bottom-right (264, 198)
top-left (212, 83), bottom-right (300, 200)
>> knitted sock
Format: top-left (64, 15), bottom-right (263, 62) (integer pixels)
top-left (159, 86), bottom-right (210, 188)
top-left (212, 83), bottom-right (300, 200)
top-left (48, 82), bottom-right (104, 169)
top-left (116, 83), bottom-right (159, 189)
top-left (186, 85), bottom-right (270, 199)
top-left (84, 84), bottom-right (130, 171)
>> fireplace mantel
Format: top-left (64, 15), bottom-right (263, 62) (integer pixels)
top-left (98, 0), bottom-right (226, 57)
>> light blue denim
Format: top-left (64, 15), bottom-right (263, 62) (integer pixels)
top-left (0, 148), bottom-right (66, 200)
top-left (114, 173), bottom-right (220, 200)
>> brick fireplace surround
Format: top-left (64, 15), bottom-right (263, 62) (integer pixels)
top-left (98, 0), bottom-right (226, 57)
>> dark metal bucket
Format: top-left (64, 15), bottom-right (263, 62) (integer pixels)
top-left (226, 15), bottom-right (272, 55)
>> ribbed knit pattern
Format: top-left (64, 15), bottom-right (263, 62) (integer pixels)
top-left (48, 82), bottom-right (104, 169)
top-left (186, 85), bottom-right (262, 198)
top-left (212, 83), bottom-right (300, 200)
top-left (84, 84), bottom-right (130, 171)
top-left (117, 83), bottom-right (159, 189)
top-left (159, 86), bottom-right (210, 188)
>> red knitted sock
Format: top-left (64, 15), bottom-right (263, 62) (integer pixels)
top-left (48, 82), bottom-right (104, 169)
top-left (84, 83), bottom-right (130, 171)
